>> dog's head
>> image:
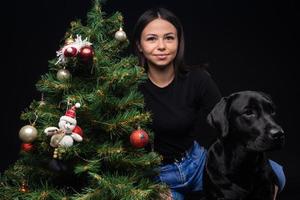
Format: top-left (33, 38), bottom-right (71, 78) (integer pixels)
top-left (207, 91), bottom-right (285, 151)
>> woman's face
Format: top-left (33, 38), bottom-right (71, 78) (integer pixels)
top-left (138, 18), bottom-right (178, 70)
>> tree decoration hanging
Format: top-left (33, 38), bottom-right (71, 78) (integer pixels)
top-left (130, 127), bottom-right (149, 148)
top-left (19, 113), bottom-right (39, 143)
top-left (114, 27), bottom-right (127, 42)
top-left (78, 45), bottom-right (94, 61)
top-left (56, 35), bottom-right (92, 64)
top-left (39, 93), bottom-right (46, 107)
top-left (19, 125), bottom-right (38, 143)
top-left (64, 46), bottom-right (78, 57)
top-left (19, 180), bottom-right (29, 193)
top-left (44, 103), bottom-right (83, 149)
top-left (56, 67), bottom-right (71, 81)
top-left (64, 36), bottom-right (75, 45)
top-left (21, 143), bottom-right (34, 152)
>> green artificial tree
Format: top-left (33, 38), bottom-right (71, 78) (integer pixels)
top-left (1, 1), bottom-right (168, 199)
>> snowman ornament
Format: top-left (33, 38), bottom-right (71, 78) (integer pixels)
top-left (45, 103), bottom-right (83, 148)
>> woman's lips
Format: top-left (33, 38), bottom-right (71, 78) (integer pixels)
top-left (155, 54), bottom-right (168, 59)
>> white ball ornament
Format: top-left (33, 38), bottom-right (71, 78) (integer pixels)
top-left (56, 68), bottom-right (71, 81)
top-left (19, 125), bottom-right (38, 143)
top-left (114, 27), bottom-right (127, 41)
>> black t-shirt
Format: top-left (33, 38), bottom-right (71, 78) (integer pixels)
top-left (139, 67), bottom-right (221, 159)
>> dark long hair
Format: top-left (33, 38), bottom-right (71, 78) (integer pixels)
top-left (132, 7), bottom-right (186, 73)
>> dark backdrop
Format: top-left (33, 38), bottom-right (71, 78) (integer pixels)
top-left (2, 0), bottom-right (299, 199)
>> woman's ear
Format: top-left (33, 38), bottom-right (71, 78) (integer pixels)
top-left (136, 42), bottom-right (143, 52)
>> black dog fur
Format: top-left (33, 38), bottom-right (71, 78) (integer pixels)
top-left (203, 91), bottom-right (285, 200)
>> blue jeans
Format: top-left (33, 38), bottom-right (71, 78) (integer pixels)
top-left (154, 141), bottom-right (286, 200)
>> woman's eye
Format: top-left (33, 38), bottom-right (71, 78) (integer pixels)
top-left (146, 37), bottom-right (156, 41)
top-left (165, 36), bottom-right (174, 40)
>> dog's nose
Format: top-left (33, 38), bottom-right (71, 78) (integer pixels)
top-left (269, 128), bottom-right (285, 140)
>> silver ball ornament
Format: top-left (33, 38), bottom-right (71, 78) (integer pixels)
top-left (19, 125), bottom-right (38, 143)
top-left (114, 28), bottom-right (127, 41)
top-left (56, 69), bottom-right (71, 81)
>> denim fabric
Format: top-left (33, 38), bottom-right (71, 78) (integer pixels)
top-left (269, 160), bottom-right (286, 192)
top-left (155, 141), bottom-right (206, 200)
top-left (155, 140), bottom-right (286, 200)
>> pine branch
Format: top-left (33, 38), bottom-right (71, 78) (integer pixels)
top-left (86, 172), bottom-right (167, 200)
top-left (94, 111), bottom-right (151, 136)
top-left (36, 74), bottom-right (72, 93)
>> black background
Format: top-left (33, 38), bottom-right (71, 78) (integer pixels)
top-left (2, 0), bottom-right (299, 198)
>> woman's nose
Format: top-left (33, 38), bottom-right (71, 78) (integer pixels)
top-left (157, 38), bottom-right (166, 50)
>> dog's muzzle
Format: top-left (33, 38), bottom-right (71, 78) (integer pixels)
top-left (269, 128), bottom-right (285, 140)
top-left (268, 127), bottom-right (285, 149)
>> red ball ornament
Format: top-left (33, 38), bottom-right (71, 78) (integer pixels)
top-left (21, 143), bottom-right (33, 152)
top-left (64, 46), bottom-right (78, 57)
top-left (130, 129), bottom-right (149, 148)
top-left (79, 46), bottom-right (94, 61)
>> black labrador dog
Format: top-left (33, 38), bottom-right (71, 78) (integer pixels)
top-left (203, 91), bottom-right (285, 200)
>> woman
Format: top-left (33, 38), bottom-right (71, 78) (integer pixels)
top-left (132, 7), bottom-right (285, 199)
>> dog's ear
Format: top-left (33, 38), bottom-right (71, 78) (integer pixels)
top-left (207, 97), bottom-right (229, 137)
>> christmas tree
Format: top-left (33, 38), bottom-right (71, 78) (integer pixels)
top-left (1, 1), bottom-right (168, 199)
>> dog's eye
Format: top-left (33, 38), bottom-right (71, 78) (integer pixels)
top-left (243, 109), bottom-right (256, 118)
top-left (270, 111), bottom-right (276, 117)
